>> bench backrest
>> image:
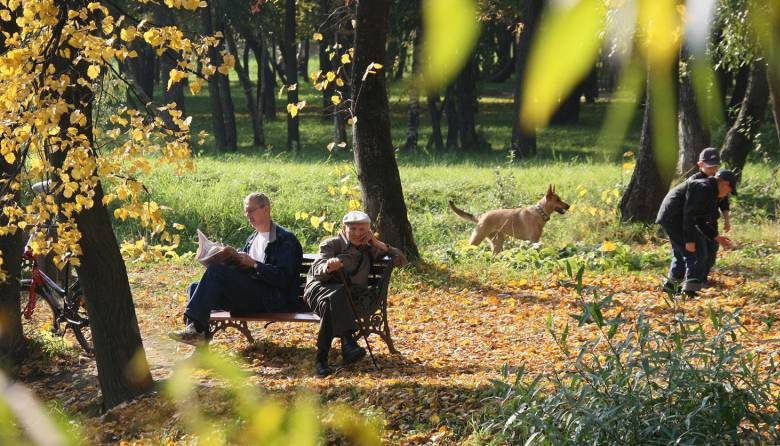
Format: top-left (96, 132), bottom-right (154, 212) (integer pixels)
top-left (298, 253), bottom-right (394, 301)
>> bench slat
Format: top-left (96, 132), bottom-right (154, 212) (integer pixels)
top-left (210, 310), bottom-right (320, 323)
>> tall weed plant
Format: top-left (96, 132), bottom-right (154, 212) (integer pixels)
top-left (475, 263), bottom-right (780, 445)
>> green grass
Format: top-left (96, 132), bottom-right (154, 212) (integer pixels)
top-left (115, 71), bottom-right (780, 285)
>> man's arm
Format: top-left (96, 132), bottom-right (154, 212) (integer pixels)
top-left (309, 238), bottom-right (340, 281)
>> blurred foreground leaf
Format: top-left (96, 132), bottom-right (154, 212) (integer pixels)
top-left (421, 0), bottom-right (481, 92)
top-left (521, 0), bottom-right (606, 130)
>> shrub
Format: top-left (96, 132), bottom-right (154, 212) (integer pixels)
top-left (475, 264), bottom-right (780, 445)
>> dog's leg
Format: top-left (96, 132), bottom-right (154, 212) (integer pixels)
top-left (468, 227), bottom-right (487, 246)
top-left (490, 233), bottom-right (505, 254)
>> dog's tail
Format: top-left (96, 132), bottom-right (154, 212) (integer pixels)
top-left (448, 201), bottom-right (478, 223)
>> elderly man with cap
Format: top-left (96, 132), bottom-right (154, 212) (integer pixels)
top-left (304, 210), bottom-right (407, 377)
top-left (657, 169), bottom-right (738, 297)
top-left (687, 148), bottom-right (733, 285)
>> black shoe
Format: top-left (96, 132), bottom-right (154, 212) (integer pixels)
top-left (315, 360), bottom-right (332, 378)
top-left (342, 343), bottom-right (366, 365)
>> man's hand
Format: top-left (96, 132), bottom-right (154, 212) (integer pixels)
top-left (685, 242), bottom-right (696, 253)
top-left (234, 252), bottom-right (256, 269)
top-left (715, 235), bottom-right (735, 250)
top-left (326, 257), bottom-right (343, 272)
top-left (365, 232), bottom-right (389, 252)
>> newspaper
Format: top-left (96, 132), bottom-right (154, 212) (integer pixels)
top-left (195, 229), bottom-right (238, 267)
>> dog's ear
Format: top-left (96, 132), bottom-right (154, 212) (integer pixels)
top-left (547, 184), bottom-right (554, 196)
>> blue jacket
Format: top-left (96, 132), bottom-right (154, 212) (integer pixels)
top-left (242, 222), bottom-right (303, 310)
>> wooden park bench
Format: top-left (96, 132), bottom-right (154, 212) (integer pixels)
top-left (208, 253), bottom-right (399, 353)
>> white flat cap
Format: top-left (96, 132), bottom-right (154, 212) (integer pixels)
top-left (342, 210), bottom-right (371, 224)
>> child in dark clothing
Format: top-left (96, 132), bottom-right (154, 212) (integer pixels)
top-left (687, 148), bottom-right (732, 286)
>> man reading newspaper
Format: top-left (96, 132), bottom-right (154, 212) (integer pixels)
top-left (169, 192), bottom-right (304, 345)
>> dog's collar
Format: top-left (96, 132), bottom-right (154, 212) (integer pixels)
top-left (533, 203), bottom-right (550, 222)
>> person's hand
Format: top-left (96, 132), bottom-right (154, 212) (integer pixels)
top-left (685, 242), bottom-right (696, 253)
top-left (234, 251), bottom-right (255, 269)
top-left (326, 257), bottom-right (343, 272)
top-left (715, 235), bottom-right (735, 250)
top-left (366, 233), bottom-right (389, 252)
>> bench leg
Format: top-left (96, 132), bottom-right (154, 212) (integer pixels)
top-left (209, 320), bottom-right (255, 344)
top-left (359, 312), bottom-right (399, 355)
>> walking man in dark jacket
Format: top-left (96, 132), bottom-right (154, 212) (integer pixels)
top-left (656, 170), bottom-right (737, 296)
top-left (169, 192), bottom-right (304, 345)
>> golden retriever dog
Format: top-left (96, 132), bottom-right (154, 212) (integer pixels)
top-left (449, 184), bottom-right (570, 254)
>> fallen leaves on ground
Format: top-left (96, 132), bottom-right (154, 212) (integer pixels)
top-left (16, 256), bottom-right (780, 444)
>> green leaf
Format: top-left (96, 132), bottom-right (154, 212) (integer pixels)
top-left (421, 0), bottom-right (481, 92)
top-left (521, 0), bottom-right (607, 129)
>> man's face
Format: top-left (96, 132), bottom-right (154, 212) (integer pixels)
top-left (244, 199), bottom-right (270, 228)
top-left (717, 179), bottom-right (732, 198)
top-left (698, 161), bottom-right (719, 177)
top-left (344, 222), bottom-right (370, 245)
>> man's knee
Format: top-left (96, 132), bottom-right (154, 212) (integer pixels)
top-left (203, 263), bottom-right (232, 281)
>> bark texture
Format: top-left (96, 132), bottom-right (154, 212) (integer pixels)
top-left (352, 0), bottom-right (419, 259)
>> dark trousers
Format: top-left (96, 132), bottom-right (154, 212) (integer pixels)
top-left (702, 236), bottom-right (718, 282)
top-left (664, 225), bottom-right (708, 292)
top-left (184, 263), bottom-right (290, 330)
top-left (304, 282), bottom-right (377, 357)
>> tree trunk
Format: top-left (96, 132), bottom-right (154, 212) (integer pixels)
top-left (259, 38), bottom-right (277, 120)
top-left (768, 63), bottom-right (780, 149)
top-left (0, 7), bottom-right (25, 367)
top-left (677, 51), bottom-right (711, 177)
top-left (487, 25), bottom-right (514, 83)
top-left (0, 170), bottom-right (25, 365)
top-left (426, 94), bottom-right (444, 152)
top-left (200, 1), bottom-right (227, 150)
top-left (283, 0), bottom-right (300, 151)
top-left (511, 0), bottom-right (543, 160)
top-left (403, 28), bottom-right (421, 152)
top-left (721, 63), bottom-right (769, 177)
top-left (582, 65), bottom-right (599, 103)
top-left (394, 40), bottom-right (408, 81)
top-left (155, 4), bottom-right (186, 117)
top-left (619, 73), bottom-right (670, 223)
top-left (352, 0), bottom-right (419, 260)
top-left (53, 3), bottom-right (153, 408)
top-left (550, 87), bottom-right (581, 125)
top-left (298, 39), bottom-right (309, 79)
top-left (213, 12), bottom-right (237, 151)
top-left (727, 64), bottom-right (750, 126)
top-left (453, 56), bottom-right (482, 151)
top-left (127, 40), bottom-right (156, 102)
top-left (333, 24), bottom-right (352, 146)
top-left (227, 28), bottom-right (264, 147)
top-left (444, 86), bottom-right (459, 150)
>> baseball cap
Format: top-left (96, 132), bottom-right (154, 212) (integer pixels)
top-left (698, 147), bottom-right (720, 167)
top-left (715, 169), bottom-right (738, 195)
top-left (342, 210), bottom-right (371, 224)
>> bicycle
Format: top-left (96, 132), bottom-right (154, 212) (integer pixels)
top-left (18, 245), bottom-right (93, 355)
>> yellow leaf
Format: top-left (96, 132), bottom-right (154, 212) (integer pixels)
top-left (87, 65), bottom-right (100, 79)
top-left (331, 95), bottom-right (341, 105)
top-left (341, 53), bottom-right (351, 64)
top-left (347, 116), bottom-right (357, 125)
top-left (600, 241), bottom-right (617, 252)
top-left (313, 32), bottom-right (323, 41)
top-left (310, 216), bottom-right (321, 228)
top-left (3, 152), bottom-right (14, 164)
top-left (326, 71), bottom-right (336, 82)
top-left (622, 162), bottom-right (635, 170)
top-left (323, 221), bottom-right (335, 233)
top-left (287, 103), bottom-right (299, 118)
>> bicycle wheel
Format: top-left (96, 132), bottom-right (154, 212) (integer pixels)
top-left (19, 279), bottom-right (63, 338)
top-left (63, 280), bottom-right (93, 354)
